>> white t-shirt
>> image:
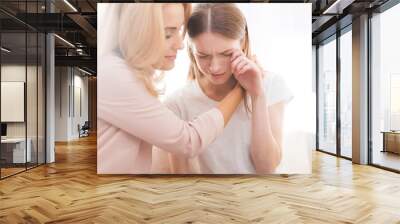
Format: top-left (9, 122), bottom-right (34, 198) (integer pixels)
top-left (164, 72), bottom-right (293, 174)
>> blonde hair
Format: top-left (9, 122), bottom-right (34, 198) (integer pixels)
top-left (118, 3), bottom-right (192, 96)
top-left (186, 3), bottom-right (252, 111)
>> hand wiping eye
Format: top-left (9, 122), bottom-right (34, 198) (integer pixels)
top-left (230, 49), bottom-right (264, 97)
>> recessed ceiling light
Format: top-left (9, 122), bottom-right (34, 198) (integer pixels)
top-left (54, 34), bottom-right (75, 48)
top-left (78, 67), bottom-right (93, 76)
top-left (63, 0), bottom-right (78, 12)
top-left (322, 0), bottom-right (354, 15)
top-left (1, 47), bottom-right (11, 53)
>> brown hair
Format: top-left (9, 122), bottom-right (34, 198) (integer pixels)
top-left (186, 3), bottom-right (252, 111)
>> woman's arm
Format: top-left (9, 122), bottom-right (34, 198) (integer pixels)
top-left (151, 147), bottom-right (173, 173)
top-left (230, 49), bottom-right (284, 173)
top-left (218, 84), bottom-right (243, 126)
top-left (151, 85), bottom-right (243, 174)
top-left (98, 58), bottom-right (243, 158)
top-left (249, 94), bottom-right (284, 173)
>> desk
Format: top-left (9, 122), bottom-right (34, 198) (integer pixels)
top-left (381, 131), bottom-right (400, 154)
top-left (1, 138), bottom-right (31, 163)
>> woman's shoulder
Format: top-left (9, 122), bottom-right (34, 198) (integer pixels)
top-left (98, 51), bottom-right (143, 84)
top-left (163, 80), bottom-right (204, 111)
top-left (99, 51), bottom-right (131, 74)
top-left (263, 70), bottom-right (280, 82)
top-left (262, 70), bottom-right (293, 105)
top-left (263, 70), bottom-right (288, 88)
top-left (98, 51), bottom-right (150, 99)
top-left (166, 80), bottom-right (198, 99)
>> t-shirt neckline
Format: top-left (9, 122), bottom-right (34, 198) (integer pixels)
top-left (193, 79), bottom-right (222, 104)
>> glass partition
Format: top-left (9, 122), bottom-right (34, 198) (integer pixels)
top-left (0, 1), bottom-right (46, 179)
top-left (317, 36), bottom-right (337, 155)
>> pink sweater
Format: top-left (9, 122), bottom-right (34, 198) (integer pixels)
top-left (97, 52), bottom-right (224, 174)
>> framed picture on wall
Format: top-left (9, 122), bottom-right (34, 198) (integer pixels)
top-left (1, 81), bottom-right (25, 122)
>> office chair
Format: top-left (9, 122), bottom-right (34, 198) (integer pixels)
top-left (79, 121), bottom-right (90, 138)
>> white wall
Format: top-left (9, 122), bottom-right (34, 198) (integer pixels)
top-left (55, 67), bottom-right (69, 141)
top-left (55, 67), bottom-right (89, 141)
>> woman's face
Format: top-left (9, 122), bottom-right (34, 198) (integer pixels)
top-left (192, 32), bottom-right (242, 85)
top-left (159, 4), bottom-right (185, 71)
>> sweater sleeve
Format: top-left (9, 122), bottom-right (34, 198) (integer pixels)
top-left (98, 56), bottom-right (224, 158)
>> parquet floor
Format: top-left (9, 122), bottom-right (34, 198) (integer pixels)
top-left (1, 167), bottom-right (25, 178)
top-left (0, 135), bottom-right (399, 223)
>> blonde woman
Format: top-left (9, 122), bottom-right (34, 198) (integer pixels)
top-left (152, 3), bottom-right (293, 174)
top-left (97, 3), bottom-right (244, 174)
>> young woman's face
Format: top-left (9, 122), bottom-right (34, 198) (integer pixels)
top-left (192, 32), bottom-right (242, 85)
top-left (159, 4), bottom-right (185, 71)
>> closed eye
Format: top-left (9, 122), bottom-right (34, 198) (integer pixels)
top-left (197, 55), bottom-right (210, 59)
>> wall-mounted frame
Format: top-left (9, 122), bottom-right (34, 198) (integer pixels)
top-left (1, 81), bottom-right (25, 122)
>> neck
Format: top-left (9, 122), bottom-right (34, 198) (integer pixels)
top-left (198, 75), bottom-right (237, 101)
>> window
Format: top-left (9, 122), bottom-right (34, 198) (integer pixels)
top-left (370, 2), bottom-right (400, 171)
top-left (340, 28), bottom-right (352, 158)
top-left (318, 37), bottom-right (337, 155)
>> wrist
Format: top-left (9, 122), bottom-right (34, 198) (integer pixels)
top-left (250, 85), bottom-right (265, 99)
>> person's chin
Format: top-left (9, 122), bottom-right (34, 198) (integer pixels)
top-left (210, 76), bottom-right (230, 85)
top-left (161, 62), bottom-right (175, 71)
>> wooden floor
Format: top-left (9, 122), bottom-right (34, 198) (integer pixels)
top-left (0, 135), bottom-right (400, 223)
top-left (0, 167), bottom-right (26, 178)
top-left (1, 163), bottom-right (45, 178)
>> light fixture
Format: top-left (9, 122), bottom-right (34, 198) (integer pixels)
top-left (322, 0), bottom-right (355, 15)
top-left (63, 0), bottom-right (78, 12)
top-left (76, 48), bottom-right (86, 56)
top-left (1, 47), bottom-right (11, 53)
top-left (54, 34), bottom-right (75, 48)
top-left (78, 67), bottom-right (93, 76)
